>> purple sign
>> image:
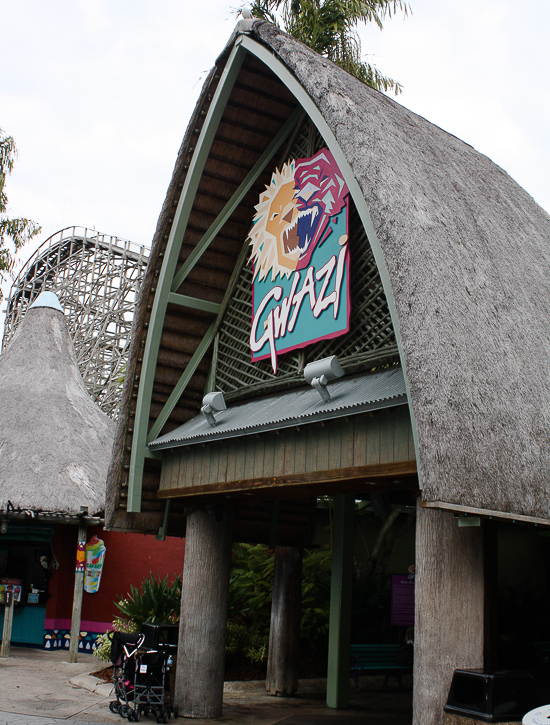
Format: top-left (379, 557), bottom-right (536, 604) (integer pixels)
top-left (391, 574), bottom-right (415, 627)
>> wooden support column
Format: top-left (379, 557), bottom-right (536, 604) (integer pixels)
top-left (1, 590), bottom-right (15, 658)
top-left (326, 494), bottom-right (354, 709)
top-left (175, 507), bottom-right (234, 719)
top-left (413, 504), bottom-right (484, 725)
top-left (266, 546), bottom-right (303, 697)
top-left (483, 519), bottom-right (499, 671)
top-left (68, 520), bottom-right (87, 663)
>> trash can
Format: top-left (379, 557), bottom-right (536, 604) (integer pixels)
top-left (444, 669), bottom-right (537, 722)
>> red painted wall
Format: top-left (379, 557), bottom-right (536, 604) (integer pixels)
top-left (46, 525), bottom-right (185, 627)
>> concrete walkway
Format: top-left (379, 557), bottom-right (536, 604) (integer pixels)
top-left (0, 647), bottom-right (413, 724)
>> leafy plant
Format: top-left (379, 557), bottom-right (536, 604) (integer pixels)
top-left (226, 543), bottom-right (333, 666)
top-left (93, 616), bottom-right (138, 662)
top-left (0, 130), bottom-right (41, 299)
top-left (115, 573), bottom-right (182, 630)
top-left (246, 0), bottom-right (409, 93)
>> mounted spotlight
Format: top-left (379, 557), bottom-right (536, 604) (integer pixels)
top-left (304, 355), bottom-right (344, 403)
top-left (201, 391), bottom-right (227, 427)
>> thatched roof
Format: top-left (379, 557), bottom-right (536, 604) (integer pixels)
top-left (0, 292), bottom-right (115, 516)
top-left (107, 20), bottom-right (550, 530)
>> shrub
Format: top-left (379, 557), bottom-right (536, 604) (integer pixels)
top-left (115, 573), bottom-right (182, 630)
top-left (93, 573), bottom-right (181, 661)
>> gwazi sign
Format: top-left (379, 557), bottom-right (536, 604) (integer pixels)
top-left (248, 149), bottom-right (350, 373)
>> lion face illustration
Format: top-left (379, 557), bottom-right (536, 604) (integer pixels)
top-left (248, 149), bottom-right (349, 282)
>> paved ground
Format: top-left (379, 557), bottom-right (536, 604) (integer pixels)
top-left (0, 647), bottom-right (413, 724)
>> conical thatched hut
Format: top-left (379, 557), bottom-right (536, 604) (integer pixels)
top-left (0, 292), bottom-right (186, 656)
top-left (0, 291), bottom-right (114, 516)
top-left (105, 19), bottom-right (550, 724)
top-left (0, 291), bottom-right (114, 655)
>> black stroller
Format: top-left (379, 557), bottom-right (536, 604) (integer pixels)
top-left (108, 631), bottom-right (145, 718)
top-left (111, 623), bottom-right (178, 723)
top-left (128, 646), bottom-right (177, 722)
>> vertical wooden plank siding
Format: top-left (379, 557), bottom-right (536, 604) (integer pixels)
top-left (293, 428), bottom-right (307, 475)
top-left (244, 437), bottom-right (257, 481)
top-left (327, 421), bottom-right (343, 471)
top-left (379, 409), bottom-right (395, 465)
top-left (366, 413), bottom-right (380, 466)
top-left (305, 424), bottom-right (319, 473)
top-left (272, 433), bottom-right (286, 478)
top-left (282, 430), bottom-right (296, 475)
top-left (159, 406), bottom-right (414, 490)
top-left (261, 435), bottom-right (274, 477)
top-left (393, 406), bottom-right (411, 462)
top-left (316, 424), bottom-right (330, 472)
top-left (252, 435), bottom-right (265, 479)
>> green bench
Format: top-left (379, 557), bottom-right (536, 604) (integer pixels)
top-left (350, 644), bottom-right (412, 691)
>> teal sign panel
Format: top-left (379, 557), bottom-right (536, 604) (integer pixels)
top-left (248, 149), bottom-right (350, 373)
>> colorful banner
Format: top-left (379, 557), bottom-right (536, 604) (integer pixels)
top-left (84, 536), bottom-right (106, 593)
top-left (75, 539), bottom-right (86, 573)
top-left (248, 149), bottom-right (350, 373)
top-left (0, 578), bottom-right (22, 603)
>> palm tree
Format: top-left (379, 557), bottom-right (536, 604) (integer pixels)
top-left (247, 0), bottom-right (409, 93)
top-left (0, 130), bottom-right (41, 298)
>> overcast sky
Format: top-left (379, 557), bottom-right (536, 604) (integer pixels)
top-left (1, 0), bottom-right (549, 308)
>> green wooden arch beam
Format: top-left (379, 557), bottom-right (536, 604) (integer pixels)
top-left (238, 34), bottom-right (420, 474)
top-left (127, 42), bottom-right (302, 512)
top-left (147, 110), bottom-right (303, 444)
top-left (146, 320), bottom-right (217, 444)
top-left (170, 105), bottom-right (303, 294)
top-left (127, 41), bottom-right (247, 513)
top-left (168, 293), bottom-right (221, 315)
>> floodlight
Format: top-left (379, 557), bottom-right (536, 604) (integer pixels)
top-left (303, 355), bottom-right (344, 403)
top-left (201, 391), bottom-right (227, 427)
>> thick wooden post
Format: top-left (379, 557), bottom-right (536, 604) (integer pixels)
top-left (266, 546), bottom-right (303, 696)
top-left (68, 522), bottom-right (87, 663)
top-left (175, 507), bottom-right (233, 719)
top-left (326, 494), bottom-right (354, 709)
top-left (1, 590), bottom-right (15, 658)
top-left (413, 505), bottom-right (484, 725)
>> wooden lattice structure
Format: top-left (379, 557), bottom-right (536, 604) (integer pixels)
top-left (212, 118), bottom-right (397, 401)
top-left (2, 227), bottom-right (149, 416)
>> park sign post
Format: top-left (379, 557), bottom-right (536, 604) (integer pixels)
top-left (248, 149), bottom-right (351, 374)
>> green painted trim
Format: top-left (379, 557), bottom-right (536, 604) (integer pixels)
top-left (171, 106), bottom-right (303, 294)
top-left (155, 499), bottom-right (171, 541)
top-left (238, 35), bottom-right (421, 483)
top-left (144, 448), bottom-right (163, 460)
top-left (127, 43), bottom-right (247, 512)
top-left (326, 494), bottom-right (354, 709)
top-left (168, 292), bottom-right (221, 315)
top-left (146, 320), bottom-right (217, 444)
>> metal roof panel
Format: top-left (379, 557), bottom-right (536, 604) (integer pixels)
top-left (150, 367), bottom-right (407, 450)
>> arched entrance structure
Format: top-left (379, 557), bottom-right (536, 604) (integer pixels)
top-left (106, 20), bottom-right (550, 724)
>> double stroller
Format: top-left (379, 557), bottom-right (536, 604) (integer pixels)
top-left (108, 624), bottom-right (179, 722)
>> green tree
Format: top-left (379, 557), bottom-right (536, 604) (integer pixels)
top-left (247, 0), bottom-right (409, 93)
top-left (0, 129), bottom-right (41, 299)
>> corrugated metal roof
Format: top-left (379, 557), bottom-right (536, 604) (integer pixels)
top-left (150, 367), bottom-right (407, 450)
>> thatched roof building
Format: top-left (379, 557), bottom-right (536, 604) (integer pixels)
top-left (0, 292), bottom-right (115, 517)
top-left (106, 19), bottom-right (550, 533)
